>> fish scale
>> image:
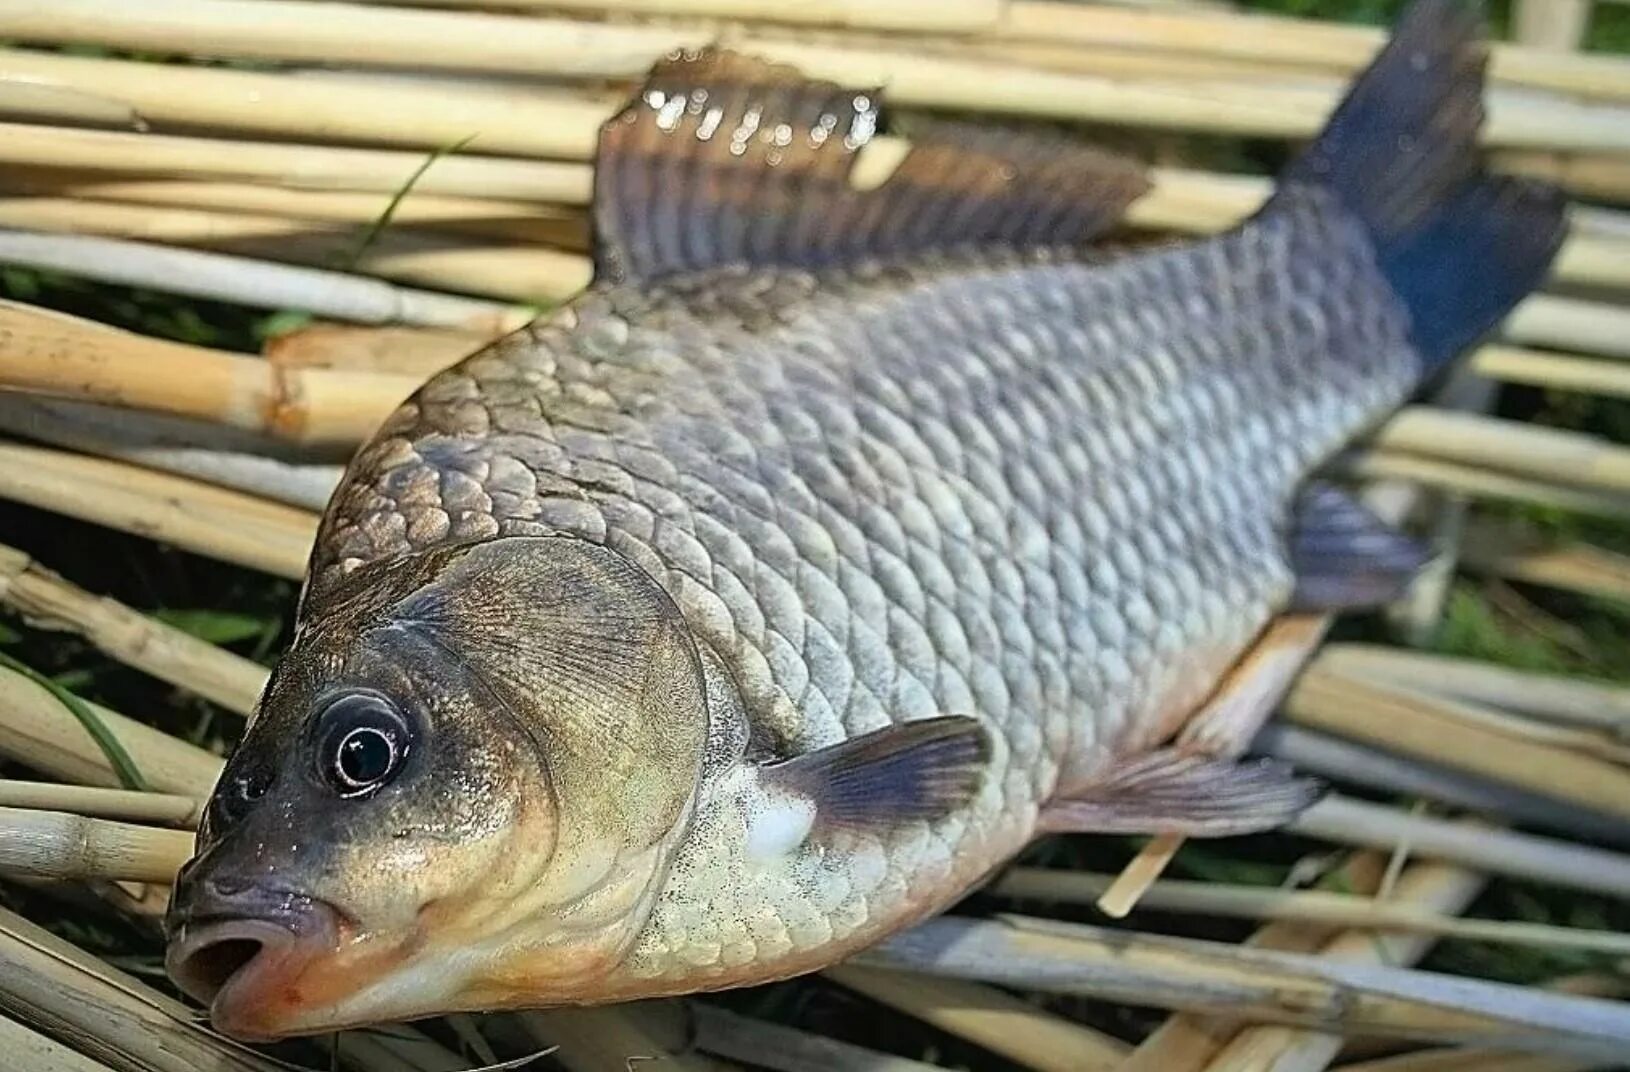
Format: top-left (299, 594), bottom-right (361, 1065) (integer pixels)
top-left (307, 189), bottom-right (1416, 982)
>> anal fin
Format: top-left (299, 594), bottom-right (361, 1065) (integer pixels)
top-left (1037, 750), bottom-right (1321, 839)
top-left (1289, 481), bottom-right (1431, 613)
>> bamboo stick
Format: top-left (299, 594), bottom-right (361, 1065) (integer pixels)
top-left (10, 1), bottom-right (1630, 153)
top-left (0, 444), bottom-right (317, 579)
top-left (0, 807), bottom-right (192, 884)
top-left (0, 542), bottom-right (268, 717)
top-left (0, 300), bottom-right (419, 447)
top-left (1313, 643), bottom-right (1630, 735)
top-left (864, 915), bottom-right (1630, 1059)
top-left (0, 395), bottom-right (346, 511)
top-left (1289, 795), bottom-right (1630, 900)
top-left (0, 906), bottom-right (283, 1072)
top-left (1285, 666), bottom-right (1630, 821)
top-left (688, 1004), bottom-right (948, 1072)
top-left (0, 228), bottom-right (531, 331)
top-left (824, 965), bottom-right (1129, 1072)
top-left (0, 1013), bottom-right (120, 1072)
top-left (1339, 1048), bottom-right (1598, 1072)
top-left (1498, 150), bottom-right (1630, 205)
top-left (0, 665), bottom-right (222, 800)
top-left (1471, 345), bottom-right (1630, 400)
top-left (993, 870), bottom-right (1630, 957)
top-left (0, 782), bottom-right (197, 826)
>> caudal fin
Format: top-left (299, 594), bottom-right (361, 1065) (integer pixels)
top-left (1272, 0), bottom-right (1566, 370)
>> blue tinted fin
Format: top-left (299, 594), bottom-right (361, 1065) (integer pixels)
top-left (1288, 482), bottom-right (1432, 612)
top-left (763, 715), bottom-right (989, 831)
top-left (1270, 0), bottom-right (1566, 370)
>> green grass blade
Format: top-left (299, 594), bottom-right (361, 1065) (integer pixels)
top-left (0, 651), bottom-right (148, 791)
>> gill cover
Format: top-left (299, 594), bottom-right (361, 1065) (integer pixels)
top-left (169, 536), bottom-right (710, 1037)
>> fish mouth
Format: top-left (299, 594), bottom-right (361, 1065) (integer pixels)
top-left (166, 890), bottom-right (343, 1040)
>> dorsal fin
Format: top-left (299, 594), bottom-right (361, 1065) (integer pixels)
top-left (592, 48), bottom-right (1150, 284)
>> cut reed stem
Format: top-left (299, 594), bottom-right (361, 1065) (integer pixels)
top-left (264, 322), bottom-right (488, 377)
top-left (994, 870), bottom-right (1630, 957)
top-left (1457, 517), bottom-right (1630, 605)
top-left (0, 542), bottom-right (268, 717)
top-left (1289, 795), bottom-right (1630, 900)
top-left (0, 443), bottom-right (317, 580)
top-left (0, 300), bottom-right (420, 448)
top-left (0, 807), bottom-right (193, 884)
top-left (10, 0), bottom-right (1630, 153)
top-left (824, 965), bottom-right (1128, 1072)
top-left (0, 665), bottom-right (220, 801)
top-left (865, 914), bottom-right (1630, 1059)
top-left (0, 227), bottom-right (531, 331)
top-left (0, 782), bottom-right (196, 827)
top-left (0, 906), bottom-right (282, 1072)
top-left (1285, 666), bottom-right (1630, 821)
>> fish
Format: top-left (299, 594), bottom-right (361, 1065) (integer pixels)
top-left (165, 0), bottom-right (1564, 1042)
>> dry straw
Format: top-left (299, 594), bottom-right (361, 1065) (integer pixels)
top-left (8, 0), bottom-right (1630, 154)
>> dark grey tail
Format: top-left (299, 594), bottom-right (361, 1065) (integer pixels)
top-left (1269, 0), bottom-right (1566, 371)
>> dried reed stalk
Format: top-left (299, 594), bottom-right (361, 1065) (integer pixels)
top-left (1339, 1048), bottom-right (1597, 1072)
top-left (1314, 644), bottom-right (1630, 736)
top-left (265, 322), bottom-right (490, 377)
top-left (0, 395), bottom-right (345, 513)
top-left (825, 965), bottom-right (1128, 1072)
top-left (0, 301), bottom-right (419, 447)
top-left (0, 228), bottom-right (531, 331)
top-left (865, 914), bottom-right (1630, 1059)
top-left (519, 1004), bottom-right (728, 1072)
top-left (1373, 407), bottom-right (1630, 496)
top-left (0, 807), bottom-right (192, 884)
top-left (1348, 452), bottom-right (1630, 521)
top-left (0, 123), bottom-right (592, 205)
top-left (2, 174), bottom-right (589, 247)
top-left (1193, 859), bottom-right (1486, 1072)
top-left (0, 665), bottom-right (221, 799)
top-left (359, 0), bottom-right (1002, 32)
top-left (0, 906), bottom-right (282, 1072)
top-left (1285, 666), bottom-right (1630, 821)
top-left (0, 443), bottom-right (317, 579)
top-left (996, 1), bottom-right (1630, 104)
top-left (0, 782), bottom-right (196, 826)
top-left (0, 542), bottom-right (267, 717)
top-left (1263, 725), bottom-right (1630, 848)
top-left (1290, 795), bottom-right (1630, 899)
top-left (1457, 518), bottom-right (1630, 604)
top-left (0, 1012), bottom-right (125, 1072)
top-left (1471, 346), bottom-right (1630, 401)
top-left (0, 48), bottom-right (607, 161)
top-left (689, 1003), bottom-right (947, 1072)
top-left (993, 870), bottom-right (1630, 957)
top-left (1507, 294), bottom-right (1630, 361)
top-left (8, 0), bottom-right (1630, 154)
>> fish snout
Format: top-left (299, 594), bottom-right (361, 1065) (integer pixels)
top-left (165, 873), bottom-right (341, 1028)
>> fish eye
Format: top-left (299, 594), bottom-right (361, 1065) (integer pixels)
top-left (315, 693), bottom-right (413, 797)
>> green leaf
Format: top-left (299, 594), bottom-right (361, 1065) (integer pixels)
top-left (254, 308), bottom-right (314, 341)
top-left (0, 651), bottom-right (148, 791)
top-left (155, 608), bottom-right (273, 645)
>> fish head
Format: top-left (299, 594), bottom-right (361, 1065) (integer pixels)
top-left (166, 536), bottom-right (711, 1039)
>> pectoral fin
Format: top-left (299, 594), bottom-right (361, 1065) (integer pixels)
top-left (1038, 750), bottom-right (1321, 837)
top-left (763, 716), bottom-right (990, 832)
top-left (1288, 481), bottom-right (1430, 612)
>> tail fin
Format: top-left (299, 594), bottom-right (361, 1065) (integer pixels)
top-left (1271, 0), bottom-right (1566, 371)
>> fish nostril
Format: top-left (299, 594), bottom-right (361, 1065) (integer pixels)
top-left (207, 874), bottom-right (254, 898)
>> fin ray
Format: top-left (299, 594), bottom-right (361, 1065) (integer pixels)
top-left (592, 50), bottom-right (1149, 283)
top-left (1288, 481), bottom-right (1431, 612)
top-left (1040, 751), bottom-right (1321, 838)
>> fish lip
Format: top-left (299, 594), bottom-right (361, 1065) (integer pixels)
top-left (166, 890), bottom-right (343, 1041)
